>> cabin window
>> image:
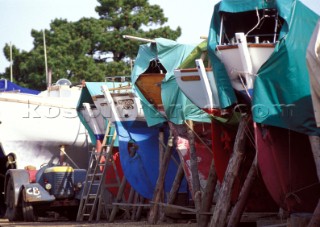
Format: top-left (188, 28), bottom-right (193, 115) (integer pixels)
top-left (219, 8), bottom-right (284, 44)
top-left (143, 59), bottom-right (167, 74)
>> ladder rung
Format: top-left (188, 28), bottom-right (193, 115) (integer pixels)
top-left (77, 121), bottom-right (119, 221)
top-left (84, 203), bottom-right (94, 206)
top-left (83, 194), bottom-right (98, 198)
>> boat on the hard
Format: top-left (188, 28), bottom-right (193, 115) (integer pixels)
top-left (175, 0), bottom-right (320, 213)
top-left (77, 79), bottom-right (189, 200)
top-left (0, 78), bottom-right (91, 170)
top-left (130, 37), bottom-right (216, 198)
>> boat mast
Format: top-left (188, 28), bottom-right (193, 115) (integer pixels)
top-left (43, 30), bottom-right (49, 87)
top-left (9, 42), bottom-right (13, 82)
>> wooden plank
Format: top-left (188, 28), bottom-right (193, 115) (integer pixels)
top-left (160, 163), bottom-right (185, 222)
top-left (147, 131), bottom-right (174, 224)
top-left (187, 120), bottom-right (202, 223)
top-left (289, 213), bottom-right (313, 227)
top-left (227, 154), bottom-right (258, 227)
top-left (151, 202), bottom-right (197, 213)
top-left (109, 176), bottom-right (127, 222)
top-left (112, 202), bottom-right (150, 207)
top-left (199, 158), bottom-right (218, 227)
top-left (135, 195), bottom-right (145, 221)
top-left (209, 115), bottom-right (249, 227)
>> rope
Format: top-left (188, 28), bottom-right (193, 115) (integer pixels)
top-left (285, 182), bottom-right (320, 205)
top-left (246, 7), bottom-right (261, 37)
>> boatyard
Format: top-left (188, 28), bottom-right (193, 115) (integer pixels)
top-left (1, 0), bottom-right (320, 227)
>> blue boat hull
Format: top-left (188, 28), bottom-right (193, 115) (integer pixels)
top-left (115, 120), bottom-right (188, 200)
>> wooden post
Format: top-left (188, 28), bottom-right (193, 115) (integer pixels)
top-left (131, 192), bottom-right (139, 221)
top-left (160, 163), bottom-right (185, 222)
top-left (290, 213), bottom-right (313, 227)
top-left (307, 136), bottom-right (320, 227)
top-left (148, 131), bottom-right (174, 224)
top-left (186, 120), bottom-right (202, 222)
top-left (227, 154), bottom-right (258, 227)
top-left (158, 128), bottom-right (165, 219)
top-left (199, 158), bottom-right (218, 227)
top-left (125, 187), bottom-right (135, 219)
top-left (135, 195), bottom-right (145, 221)
top-left (309, 136), bottom-right (320, 179)
top-left (209, 115), bottom-right (249, 227)
top-left (109, 176), bottom-right (127, 222)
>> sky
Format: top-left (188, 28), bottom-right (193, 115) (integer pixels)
top-left (0, 0), bottom-right (218, 73)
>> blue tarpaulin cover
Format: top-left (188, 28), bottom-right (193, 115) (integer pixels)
top-left (0, 79), bottom-right (40, 94)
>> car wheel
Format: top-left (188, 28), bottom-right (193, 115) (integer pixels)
top-left (5, 177), bottom-right (22, 221)
top-left (21, 190), bottom-right (37, 222)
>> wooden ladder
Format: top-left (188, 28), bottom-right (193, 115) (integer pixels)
top-left (76, 121), bottom-right (119, 221)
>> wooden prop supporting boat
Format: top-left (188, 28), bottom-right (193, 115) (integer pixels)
top-left (167, 121), bottom-right (213, 225)
top-left (210, 115), bottom-right (278, 227)
top-left (168, 121), bottom-right (213, 197)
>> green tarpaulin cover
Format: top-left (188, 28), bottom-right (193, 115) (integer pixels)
top-left (208, 0), bottom-right (320, 135)
top-left (131, 38), bottom-right (211, 127)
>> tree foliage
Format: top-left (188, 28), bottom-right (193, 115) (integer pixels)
top-left (1, 0), bottom-right (181, 90)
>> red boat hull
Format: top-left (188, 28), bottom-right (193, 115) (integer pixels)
top-left (169, 122), bottom-right (213, 197)
top-left (255, 124), bottom-right (320, 212)
top-left (212, 119), bottom-right (278, 212)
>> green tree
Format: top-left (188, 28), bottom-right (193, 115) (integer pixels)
top-left (1, 0), bottom-right (181, 90)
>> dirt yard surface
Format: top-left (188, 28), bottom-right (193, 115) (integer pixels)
top-left (0, 218), bottom-right (197, 227)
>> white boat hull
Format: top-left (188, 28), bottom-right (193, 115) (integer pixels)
top-left (0, 87), bottom-right (91, 169)
top-left (216, 42), bottom-right (275, 92)
top-left (174, 59), bottom-right (220, 112)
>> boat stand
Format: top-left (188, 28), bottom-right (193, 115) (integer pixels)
top-left (148, 129), bottom-right (174, 224)
top-left (209, 114), bottom-right (251, 227)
